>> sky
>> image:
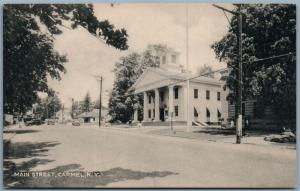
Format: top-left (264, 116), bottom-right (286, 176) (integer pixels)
top-left (47, 3), bottom-right (233, 108)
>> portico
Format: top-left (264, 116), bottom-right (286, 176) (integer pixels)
top-left (133, 85), bottom-right (181, 123)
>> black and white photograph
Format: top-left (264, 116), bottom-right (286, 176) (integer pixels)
top-left (2, 3), bottom-right (297, 188)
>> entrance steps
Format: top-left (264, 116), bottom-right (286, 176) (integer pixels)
top-left (192, 120), bottom-right (207, 127)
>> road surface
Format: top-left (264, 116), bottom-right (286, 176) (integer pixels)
top-left (3, 124), bottom-right (297, 188)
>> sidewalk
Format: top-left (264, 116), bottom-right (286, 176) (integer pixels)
top-left (97, 124), bottom-right (296, 150)
top-left (147, 126), bottom-right (296, 150)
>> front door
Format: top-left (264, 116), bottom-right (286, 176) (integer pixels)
top-left (160, 108), bottom-right (165, 122)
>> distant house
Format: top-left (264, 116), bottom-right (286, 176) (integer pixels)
top-left (76, 108), bottom-right (108, 123)
top-left (77, 110), bottom-right (98, 123)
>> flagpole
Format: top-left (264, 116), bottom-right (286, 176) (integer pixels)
top-left (186, 3), bottom-right (191, 132)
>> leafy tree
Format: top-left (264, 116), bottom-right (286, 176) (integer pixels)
top-left (211, 4), bottom-right (296, 127)
top-left (83, 92), bottom-right (92, 112)
top-left (108, 44), bottom-right (170, 123)
top-left (71, 101), bottom-right (81, 118)
top-left (4, 4), bottom-right (128, 115)
top-left (108, 53), bottom-right (141, 123)
top-left (34, 90), bottom-right (62, 119)
top-left (197, 64), bottom-right (215, 78)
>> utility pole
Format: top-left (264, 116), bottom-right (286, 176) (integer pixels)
top-left (70, 98), bottom-right (74, 119)
top-left (213, 4), bottom-right (243, 144)
top-left (99, 76), bottom-right (103, 127)
top-left (46, 105), bottom-right (49, 120)
top-left (92, 75), bottom-right (103, 127)
top-left (236, 7), bottom-right (243, 144)
top-left (61, 104), bottom-right (64, 124)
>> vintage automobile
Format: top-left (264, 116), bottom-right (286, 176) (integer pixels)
top-left (72, 119), bottom-right (81, 126)
top-left (25, 118), bottom-right (43, 126)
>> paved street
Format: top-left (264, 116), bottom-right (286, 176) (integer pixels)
top-left (3, 124), bottom-right (297, 188)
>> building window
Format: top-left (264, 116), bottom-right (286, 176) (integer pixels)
top-left (217, 109), bottom-right (222, 120)
top-left (171, 55), bottom-right (176, 63)
top-left (153, 109), bottom-right (155, 119)
top-left (206, 108), bottom-right (210, 122)
top-left (174, 87), bottom-right (179, 99)
top-left (217, 92), bottom-right (221, 101)
top-left (174, 106), bottom-right (179, 116)
top-left (165, 109), bottom-right (168, 117)
top-left (148, 109), bottom-right (151, 119)
top-left (148, 95), bottom-right (151, 104)
top-left (194, 89), bottom-right (198, 99)
top-left (206, 90), bottom-right (210, 100)
top-left (162, 55), bottom-right (166, 64)
top-left (194, 108), bottom-right (198, 117)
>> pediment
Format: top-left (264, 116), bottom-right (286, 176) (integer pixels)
top-left (134, 69), bottom-right (169, 90)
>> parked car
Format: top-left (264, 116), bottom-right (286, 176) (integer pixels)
top-left (24, 117), bottom-right (33, 125)
top-left (72, 119), bottom-right (80, 126)
top-left (25, 118), bottom-right (43, 126)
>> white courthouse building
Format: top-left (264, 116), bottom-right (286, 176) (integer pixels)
top-left (130, 49), bottom-right (227, 126)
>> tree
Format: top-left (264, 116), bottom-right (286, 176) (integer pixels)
top-left (83, 92), bottom-right (92, 112)
top-left (71, 101), bottom-right (81, 118)
top-left (34, 90), bottom-right (62, 119)
top-left (4, 4), bottom-right (128, 115)
top-left (108, 53), bottom-right (141, 123)
top-left (197, 64), bottom-right (215, 78)
top-left (108, 44), bottom-right (169, 123)
top-left (211, 4), bottom-right (296, 127)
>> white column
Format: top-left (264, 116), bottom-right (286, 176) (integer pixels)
top-left (133, 108), bottom-right (138, 122)
top-left (168, 86), bottom-right (174, 121)
top-left (143, 92), bottom-right (148, 122)
top-left (154, 89), bottom-right (160, 122)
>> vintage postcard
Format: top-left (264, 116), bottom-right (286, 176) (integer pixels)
top-left (3, 3), bottom-right (296, 188)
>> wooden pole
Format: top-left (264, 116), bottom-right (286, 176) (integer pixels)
top-left (212, 4), bottom-right (243, 144)
top-left (99, 76), bottom-right (103, 127)
top-left (236, 10), bottom-right (243, 144)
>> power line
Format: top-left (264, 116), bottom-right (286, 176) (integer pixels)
top-left (222, 10), bottom-right (231, 24)
top-left (222, 52), bottom-right (295, 72)
top-left (247, 52), bottom-right (295, 63)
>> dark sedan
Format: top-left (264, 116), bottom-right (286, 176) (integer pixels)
top-left (25, 118), bottom-right (43, 126)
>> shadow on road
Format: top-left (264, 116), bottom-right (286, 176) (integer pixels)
top-left (4, 163), bottom-right (178, 188)
top-left (3, 129), bottom-right (40, 134)
top-left (4, 141), bottom-right (61, 159)
top-left (4, 141), bottom-right (177, 188)
top-left (4, 158), bottom-right (55, 187)
top-left (4, 141), bottom-right (60, 187)
top-left (194, 129), bottom-right (235, 136)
